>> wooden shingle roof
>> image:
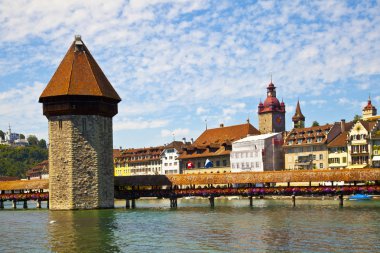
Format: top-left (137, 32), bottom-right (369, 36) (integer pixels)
top-left (39, 36), bottom-right (121, 102)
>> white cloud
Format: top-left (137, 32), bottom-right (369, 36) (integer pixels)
top-left (161, 128), bottom-right (190, 138)
top-left (114, 119), bottom-right (168, 131)
top-left (0, 0), bottom-right (379, 147)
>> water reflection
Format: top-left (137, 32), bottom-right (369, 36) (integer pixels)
top-left (48, 210), bottom-right (120, 253)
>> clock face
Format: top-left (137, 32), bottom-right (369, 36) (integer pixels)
top-left (275, 115), bottom-right (283, 125)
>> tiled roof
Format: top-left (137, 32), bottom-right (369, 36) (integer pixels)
top-left (360, 120), bottom-right (377, 132)
top-left (26, 160), bottom-right (49, 177)
top-left (327, 131), bottom-right (348, 147)
top-left (194, 123), bottom-right (260, 146)
top-left (39, 36), bottom-right (121, 102)
top-left (0, 179), bottom-right (49, 190)
top-left (0, 176), bottom-right (19, 181)
top-left (179, 122), bottom-right (259, 160)
top-left (284, 124), bottom-right (333, 146)
top-left (115, 146), bottom-right (165, 162)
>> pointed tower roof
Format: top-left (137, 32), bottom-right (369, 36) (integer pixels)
top-left (39, 35), bottom-right (121, 102)
top-left (39, 36), bottom-right (120, 118)
top-left (292, 100), bottom-right (305, 121)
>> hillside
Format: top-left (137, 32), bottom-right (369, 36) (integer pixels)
top-left (0, 145), bottom-right (48, 178)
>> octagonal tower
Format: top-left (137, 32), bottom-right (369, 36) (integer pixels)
top-left (39, 36), bottom-right (121, 210)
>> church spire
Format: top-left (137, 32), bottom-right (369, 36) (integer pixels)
top-left (292, 100), bottom-right (305, 128)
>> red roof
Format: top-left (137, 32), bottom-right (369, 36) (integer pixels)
top-left (194, 123), bottom-right (260, 146)
top-left (258, 82), bottom-right (285, 114)
top-left (39, 36), bottom-right (121, 102)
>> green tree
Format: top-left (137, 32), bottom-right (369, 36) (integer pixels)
top-left (312, 121), bottom-right (320, 127)
top-left (38, 139), bottom-right (47, 149)
top-left (27, 135), bottom-right (39, 146)
top-left (20, 134), bottom-right (25, 139)
top-left (0, 130), bottom-right (4, 140)
top-left (353, 114), bottom-right (361, 123)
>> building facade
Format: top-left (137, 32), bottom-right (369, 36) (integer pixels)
top-left (258, 82), bottom-right (286, 134)
top-left (327, 120), bottom-right (353, 169)
top-left (284, 123), bottom-right (341, 170)
top-left (161, 141), bottom-right (189, 175)
top-left (230, 133), bottom-right (284, 172)
top-left (179, 122), bottom-right (260, 174)
top-left (39, 36), bottom-right (120, 210)
top-left (26, 160), bottom-right (49, 180)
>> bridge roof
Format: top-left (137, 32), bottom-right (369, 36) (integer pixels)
top-left (115, 169), bottom-right (380, 186)
top-left (0, 179), bottom-right (49, 190)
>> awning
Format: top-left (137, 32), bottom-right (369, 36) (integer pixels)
top-left (372, 156), bottom-right (380, 162)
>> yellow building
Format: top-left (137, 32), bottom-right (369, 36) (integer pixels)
top-left (327, 121), bottom-right (353, 169)
top-left (114, 149), bottom-right (131, 176)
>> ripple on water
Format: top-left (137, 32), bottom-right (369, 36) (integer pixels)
top-left (0, 199), bottom-right (379, 252)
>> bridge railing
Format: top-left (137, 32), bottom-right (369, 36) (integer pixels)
top-left (115, 185), bottom-right (380, 199)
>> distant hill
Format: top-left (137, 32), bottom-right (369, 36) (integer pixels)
top-left (0, 145), bottom-right (48, 178)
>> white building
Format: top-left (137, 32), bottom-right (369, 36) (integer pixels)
top-left (161, 140), bottom-right (189, 174)
top-left (230, 133), bottom-right (284, 172)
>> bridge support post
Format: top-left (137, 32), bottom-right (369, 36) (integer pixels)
top-left (0, 199), bottom-right (4, 209)
top-left (292, 194), bottom-right (296, 207)
top-left (170, 198), bottom-right (178, 208)
top-left (36, 199), bottom-right (41, 209)
top-left (47, 200), bottom-right (49, 209)
top-left (131, 199), bottom-right (136, 209)
top-left (12, 199), bottom-right (17, 209)
top-left (125, 199), bottom-right (130, 209)
top-left (23, 200), bottom-right (28, 209)
top-left (209, 196), bottom-right (215, 208)
top-left (249, 196), bottom-right (253, 207)
top-left (339, 194), bottom-right (343, 207)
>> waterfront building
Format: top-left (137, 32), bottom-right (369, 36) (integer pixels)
top-left (26, 160), bottom-right (49, 180)
top-left (161, 140), bottom-right (190, 175)
top-left (292, 100), bottom-right (305, 129)
top-left (117, 146), bottom-right (164, 176)
top-left (39, 35), bottom-right (121, 210)
top-left (284, 123), bottom-right (342, 170)
top-left (230, 133), bottom-right (284, 172)
top-left (258, 81), bottom-right (286, 134)
top-left (347, 120), bottom-right (379, 168)
top-left (327, 120), bottom-right (354, 169)
top-left (179, 121), bottom-right (260, 174)
top-left (114, 149), bottom-right (130, 176)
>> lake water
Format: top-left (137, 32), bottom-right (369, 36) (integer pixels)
top-left (0, 198), bottom-right (379, 253)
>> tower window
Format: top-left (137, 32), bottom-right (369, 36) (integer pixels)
top-left (82, 118), bottom-right (87, 132)
top-left (59, 120), bottom-right (63, 130)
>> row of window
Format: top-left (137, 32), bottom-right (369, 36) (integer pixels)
top-left (231, 151), bottom-right (260, 159)
top-left (231, 162), bottom-right (260, 169)
top-left (328, 157), bottom-right (347, 164)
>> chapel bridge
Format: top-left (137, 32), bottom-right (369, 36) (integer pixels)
top-left (1, 169), bottom-right (380, 209)
top-left (114, 169), bottom-right (380, 207)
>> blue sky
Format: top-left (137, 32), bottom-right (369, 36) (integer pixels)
top-left (0, 0), bottom-right (379, 148)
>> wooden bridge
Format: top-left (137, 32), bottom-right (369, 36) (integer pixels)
top-left (1, 169), bottom-right (380, 209)
top-left (114, 169), bottom-right (380, 208)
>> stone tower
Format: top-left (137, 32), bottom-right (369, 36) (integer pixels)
top-left (362, 96), bottom-right (377, 119)
top-left (292, 100), bottom-right (305, 128)
top-left (258, 82), bottom-right (286, 134)
top-left (39, 36), bottom-right (121, 210)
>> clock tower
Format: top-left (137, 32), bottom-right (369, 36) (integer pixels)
top-left (258, 82), bottom-right (286, 134)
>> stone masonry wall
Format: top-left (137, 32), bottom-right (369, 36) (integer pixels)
top-left (48, 115), bottom-right (114, 210)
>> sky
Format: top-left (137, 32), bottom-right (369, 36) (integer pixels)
top-left (0, 0), bottom-right (379, 149)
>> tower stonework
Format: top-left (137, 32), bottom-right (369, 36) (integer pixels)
top-left (39, 36), bottom-right (121, 210)
top-left (258, 82), bottom-right (286, 134)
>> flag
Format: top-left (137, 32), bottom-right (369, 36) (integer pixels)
top-left (205, 159), bottom-right (213, 168)
top-left (186, 161), bottom-right (194, 169)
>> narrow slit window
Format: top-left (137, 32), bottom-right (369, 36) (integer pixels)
top-left (82, 118), bottom-right (87, 132)
top-left (59, 120), bottom-right (63, 130)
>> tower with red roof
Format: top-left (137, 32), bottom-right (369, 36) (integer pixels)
top-left (39, 36), bottom-right (121, 210)
top-left (258, 82), bottom-right (286, 133)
